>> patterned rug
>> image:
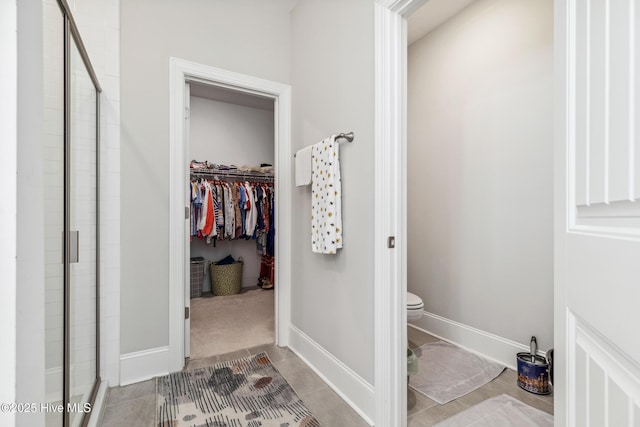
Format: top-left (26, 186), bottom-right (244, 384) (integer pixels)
top-left (156, 352), bottom-right (321, 427)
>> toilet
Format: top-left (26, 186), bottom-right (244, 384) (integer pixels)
top-left (407, 292), bottom-right (424, 322)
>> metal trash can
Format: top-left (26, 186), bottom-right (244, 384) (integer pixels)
top-left (190, 257), bottom-right (205, 299)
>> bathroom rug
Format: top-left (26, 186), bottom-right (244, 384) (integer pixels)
top-left (434, 394), bottom-right (553, 426)
top-left (409, 340), bottom-right (505, 404)
top-left (156, 352), bottom-right (320, 426)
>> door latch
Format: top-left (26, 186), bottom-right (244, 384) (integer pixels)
top-left (185, 307), bottom-right (190, 319)
top-left (388, 236), bottom-right (396, 249)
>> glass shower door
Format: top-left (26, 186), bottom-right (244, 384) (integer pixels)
top-left (67, 35), bottom-right (99, 427)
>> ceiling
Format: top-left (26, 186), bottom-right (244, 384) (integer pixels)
top-left (189, 82), bottom-right (274, 112)
top-left (407, 0), bottom-right (477, 45)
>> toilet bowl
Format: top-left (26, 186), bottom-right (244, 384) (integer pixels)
top-left (407, 292), bottom-right (424, 322)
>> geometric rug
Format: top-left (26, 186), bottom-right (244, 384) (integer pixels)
top-left (156, 352), bottom-right (321, 426)
top-left (409, 341), bottom-right (505, 405)
top-left (434, 394), bottom-right (554, 426)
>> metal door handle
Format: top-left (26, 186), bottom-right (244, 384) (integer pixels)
top-left (70, 230), bottom-right (79, 263)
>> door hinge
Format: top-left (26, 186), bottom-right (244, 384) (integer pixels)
top-left (388, 236), bottom-right (396, 249)
top-left (185, 307), bottom-right (190, 319)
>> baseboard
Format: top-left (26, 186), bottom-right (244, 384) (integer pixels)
top-left (410, 311), bottom-right (540, 371)
top-left (120, 346), bottom-right (170, 386)
top-left (288, 325), bottom-right (374, 426)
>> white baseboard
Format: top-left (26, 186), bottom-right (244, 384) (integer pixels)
top-left (120, 346), bottom-right (170, 386)
top-left (410, 311), bottom-right (539, 371)
top-left (288, 325), bottom-right (374, 426)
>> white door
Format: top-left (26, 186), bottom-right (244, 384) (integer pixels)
top-left (556, 0), bottom-right (640, 425)
top-left (184, 82), bottom-right (191, 359)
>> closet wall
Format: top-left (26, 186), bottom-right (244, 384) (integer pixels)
top-left (190, 92), bottom-right (275, 291)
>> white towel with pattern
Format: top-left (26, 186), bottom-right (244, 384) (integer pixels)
top-left (311, 136), bottom-right (342, 254)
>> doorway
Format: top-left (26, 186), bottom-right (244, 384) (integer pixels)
top-left (373, 0), bottom-right (554, 426)
top-left (186, 82), bottom-right (277, 360)
top-left (168, 58), bottom-right (293, 372)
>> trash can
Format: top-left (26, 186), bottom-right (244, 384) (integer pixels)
top-left (190, 257), bottom-right (205, 299)
top-left (210, 260), bottom-right (243, 296)
top-left (408, 348), bottom-right (418, 379)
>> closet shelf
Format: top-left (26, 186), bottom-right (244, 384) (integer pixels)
top-left (190, 167), bottom-right (274, 183)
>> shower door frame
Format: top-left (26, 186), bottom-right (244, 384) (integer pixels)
top-left (58, 0), bottom-right (102, 425)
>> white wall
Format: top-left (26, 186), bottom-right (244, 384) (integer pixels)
top-left (407, 0), bottom-right (554, 353)
top-left (16, 1), bottom-right (46, 425)
top-left (189, 96), bottom-right (275, 291)
top-left (190, 96), bottom-right (274, 166)
top-left (290, 0), bottom-right (375, 399)
top-left (0, 1), bottom-right (17, 425)
top-left (120, 0), bottom-right (293, 355)
top-left (43, 0), bottom-right (65, 408)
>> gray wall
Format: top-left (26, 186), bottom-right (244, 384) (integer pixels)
top-left (290, 0), bottom-right (375, 383)
top-left (407, 0), bottom-right (554, 351)
top-left (120, 0), bottom-right (293, 354)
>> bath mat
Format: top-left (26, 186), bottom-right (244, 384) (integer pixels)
top-left (409, 341), bottom-right (505, 404)
top-left (156, 352), bottom-right (321, 426)
top-left (434, 394), bottom-right (554, 426)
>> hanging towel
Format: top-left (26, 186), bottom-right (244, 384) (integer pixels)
top-left (295, 145), bottom-right (313, 186)
top-left (311, 136), bottom-right (343, 254)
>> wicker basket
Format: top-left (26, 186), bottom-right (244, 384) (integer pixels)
top-left (209, 261), bottom-right (243, 296)
top-left (190, 257), bottom-right (205, 299)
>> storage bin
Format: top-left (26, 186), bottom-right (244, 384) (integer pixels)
top-left (190, 257), bottom-right (205, 299)
top-left (210, 260), bottom-right (243, 296)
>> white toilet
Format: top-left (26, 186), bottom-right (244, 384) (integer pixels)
top-left (407, 292), bottom-right (424, 322)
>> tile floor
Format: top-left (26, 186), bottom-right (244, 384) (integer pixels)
top-left (100, 289), bottom-right (368, 426)
top-left (99, 310), bottom-right (553, 426)
top-left (99, 342), bottom-right (369, 427)
top-left (407, 327), bottom-right (554, 426)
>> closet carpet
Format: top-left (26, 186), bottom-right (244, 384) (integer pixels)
top-left (189, 288), bottom-right (275, 360)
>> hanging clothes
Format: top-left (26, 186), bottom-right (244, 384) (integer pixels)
top-left (189, 176), bottom-right (274, 248)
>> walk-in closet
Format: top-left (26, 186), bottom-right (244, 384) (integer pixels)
top-left (186, 83), bottom-right (276, 360)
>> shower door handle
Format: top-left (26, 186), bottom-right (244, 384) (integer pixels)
top-left (70, 230), bottom-right (79, 263)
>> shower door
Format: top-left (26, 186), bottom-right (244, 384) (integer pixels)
top-left (43, 1), bottom-right (102, 425)
top-left (66, 30), bottom-right (100, 427)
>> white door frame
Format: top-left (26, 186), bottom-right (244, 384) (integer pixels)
top-left (168, 57), bottom-right (292, 372)
top-left (373, 1), bottom-right (428, 426)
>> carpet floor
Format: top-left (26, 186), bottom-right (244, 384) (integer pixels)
top-left (190, 288), bottom-right (275, 360)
